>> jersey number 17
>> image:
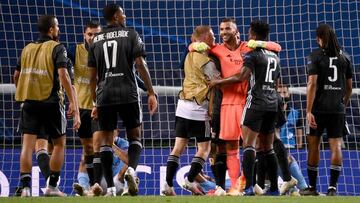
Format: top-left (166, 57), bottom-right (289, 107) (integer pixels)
top-left (103, 40), bottom-right (118, 70)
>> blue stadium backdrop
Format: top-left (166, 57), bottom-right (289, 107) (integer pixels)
top-left (0, 0), bottom-right (360, 196)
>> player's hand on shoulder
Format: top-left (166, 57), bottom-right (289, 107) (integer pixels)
top-left (189, 42), bottom-right (210, 53)
top-left (148, 93), bottom-right (158, 116)
top-left (247, 39), bottom-right (265, 49)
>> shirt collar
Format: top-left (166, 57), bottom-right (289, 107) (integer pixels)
top-left (37, 35), bottom-right (53, 43)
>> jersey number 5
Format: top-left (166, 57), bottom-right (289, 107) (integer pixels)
top-left (328, 57), bottom-right (338, 82)
top-left (265, 57), bottom-right (277, 83)
top-left (103, 40), bottom-right (118, 69)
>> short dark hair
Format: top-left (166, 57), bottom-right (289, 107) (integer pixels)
top-left (221, 18), bottom-right (236, 24)
top-left (316, 24), bottom-right (341, 57)
top-left (38, 15), bottom-right (56, 34)
top-left (103, 4), bottom-right (121, 22)
top-left (84, 20), bottom-right (101, 32)
top-left (250, 20), bottom-right (270, 41)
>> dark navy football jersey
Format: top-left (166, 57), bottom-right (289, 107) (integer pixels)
top-left (243, 48), bottom-right (281, 112)
top-left (307, 49), bottom-right (353, 114)
top-left (88, 25), bottom-right (146, 106)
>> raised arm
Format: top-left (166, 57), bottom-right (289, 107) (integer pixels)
top-left (246, 40), bottom-right (282, 53)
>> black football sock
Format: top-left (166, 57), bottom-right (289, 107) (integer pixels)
top-left (128, 139), bottom-right (142, 170)
top-left (265, 150), bottom-right (279, 191)
top-left (187, 156), bottom-right (205, 182)
top-left (243, 146), bottom-right (256, 189)
top-left (307, 164), bottom-right (318, 189)
top-left (100, 145), bottom-right (114, 187)
top-left (84, 154), bottom-right (95, 186)
top-left (329, 164), bottom-right (341, 188)
top-left (36, 149), bottom-right (50, 180)
top-left (93, 152), bottom-right (102, 184)
top-left (20, 173), bottom-right (31, 188)
top-left (49, 171), bottom-right (60, 187)
top-left (215, 153), bottom-right (227, 189)
top-left (256, 151), bottom-right (266, 188)
top-left (273, 139), bottom-right (291, 181)
top-left (166, 155), bottom-right (179, 187)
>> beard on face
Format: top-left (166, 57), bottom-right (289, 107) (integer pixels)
top-left (52, 31), bottom-right (60, 42)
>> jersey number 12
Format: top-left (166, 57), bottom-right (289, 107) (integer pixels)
top-left (265, 57), bottom-right (277, 83)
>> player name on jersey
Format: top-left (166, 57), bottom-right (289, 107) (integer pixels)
top-left (93, 30), bottom-right (129, 43)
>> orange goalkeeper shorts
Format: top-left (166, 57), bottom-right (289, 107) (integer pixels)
top-left (219, 104), bottom-right (244, 141)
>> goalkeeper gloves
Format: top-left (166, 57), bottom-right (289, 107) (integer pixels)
top-left (247, 39), bottom-right (267, 49)
top-left (189, 42), bottom-right (210, 53)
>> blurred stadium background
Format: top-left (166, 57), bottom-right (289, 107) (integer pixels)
top-left (0, 0), bottom-right (359, 196)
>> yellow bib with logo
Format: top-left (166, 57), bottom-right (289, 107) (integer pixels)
top-left (15, 40), bottom-right (59, 102)
top-left (179, 52), bottom-right (211, 104)
top-left (74, 43), bottom-right (93, 110)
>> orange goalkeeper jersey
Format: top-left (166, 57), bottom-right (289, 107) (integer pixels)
top-left (210, 42), bottom-right (250, 105)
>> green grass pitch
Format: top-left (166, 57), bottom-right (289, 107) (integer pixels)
top-left (1, 196), bottom-right (360, 203)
